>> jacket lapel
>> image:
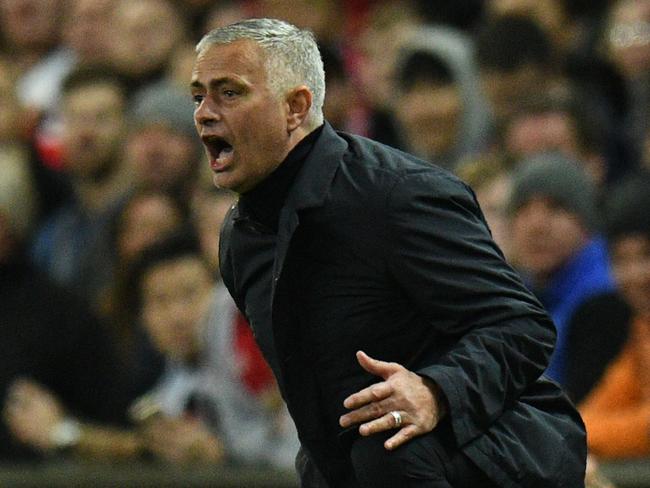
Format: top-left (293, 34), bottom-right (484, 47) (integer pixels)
top-left (270, 123), bottom-right (347, 301)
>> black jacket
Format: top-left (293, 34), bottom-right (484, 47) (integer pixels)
top-left (220, 123), bottom-right (586, 487)
top-left (0, 256), bottom-right (130, 459)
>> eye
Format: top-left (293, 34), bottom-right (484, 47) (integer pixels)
top-left (192, 94), bottom-right (204, 107)
top-left (222, 89), bottom-right (238, 98)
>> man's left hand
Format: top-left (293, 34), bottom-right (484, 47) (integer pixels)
top-left (339, 351), bottom-right (446, 451)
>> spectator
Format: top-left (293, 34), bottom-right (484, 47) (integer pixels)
top-left (109, 0), bottom-right (187, 96)
top-left (485, 0), bottom-right (574, 55)
top-left (319, 43), bottom-right (359, 133)
top-left (105, 188), bottom-right (190, 396)
top-left (30, 67), bottom-right (131, 311)
top-left (0, 155), bottom-right (128, 460)
top-left (501, 93), bottom-right (611, 190)
top-left (127, 232), bottom-right (299, 467)
top-left (476, 14), bottom-right (563, 128)
top-left (0, 0), bottom-right (68, 115)
top-left (62, 0), bottom-right (117, 69)
top-left (255, 0), bottom-right (344, 45)
top-left (579, 173), bottom-right (650, 459)
top-left (125, 82), bottom-right (202, 201)
top-left (394, 26), bottom-right (490, 170)
top-left (508, 152), bottom-right (617, 386)
top-left (351, 0), bottom-right (420, 148)
top-left (201, 0), bottom-right (249, 36)
top-left (603, 0), bottom-right (650, 167)
top-left (456, 155), bottom-right (514, 260)
top-left (0, 55), bottom-right (71, 225)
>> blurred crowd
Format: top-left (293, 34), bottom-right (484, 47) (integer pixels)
top-left (0, 0), bottom-right (649, 483)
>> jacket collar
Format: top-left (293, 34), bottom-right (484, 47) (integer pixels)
top-left (284, 121), bottom-right (346, 212)
top-left (231, 121), bottom-right (346, 221)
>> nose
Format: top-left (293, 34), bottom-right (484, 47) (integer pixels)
top-left (194, 97), bottom-right (220, 129)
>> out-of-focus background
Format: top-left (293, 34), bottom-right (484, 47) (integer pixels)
top-left (1, 0), bottom-right (649, 486)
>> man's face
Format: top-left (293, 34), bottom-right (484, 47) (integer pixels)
top-left (395, 81), bottom-right (461, 161)
top-left (511, 196), bottom-right (589, 281)
top-left (191, 40), bottom-right (292, 194)
top-left (117, 193), bottom-right (183, 263)
top-left (61, 82), bottom-right (126, 179)
top-left (126, 124), bottom-right (197, 192)
top-left (110, 0), bottom-right (181, 76)
top-left (480, 65), bottom-right (541, 123)
top-left (611, 235), bottom-right (650, 317)
top-left (141, 256), bottom-right (214, 361)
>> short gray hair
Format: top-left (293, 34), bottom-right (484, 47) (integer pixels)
top-left (197, 18), bottom-right (325, 129)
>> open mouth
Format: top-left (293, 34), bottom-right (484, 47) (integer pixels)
top-left (203, 136), bottom-right (234, 170)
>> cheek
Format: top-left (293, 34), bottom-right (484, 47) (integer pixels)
top-left (142, 311), bottom-right (168, 349)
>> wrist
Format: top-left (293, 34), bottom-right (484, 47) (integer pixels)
top-left (421, 376), bottom-right (448, 420)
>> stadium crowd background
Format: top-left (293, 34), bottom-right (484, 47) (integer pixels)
top-left (0, 0), bottom-right (649, 485)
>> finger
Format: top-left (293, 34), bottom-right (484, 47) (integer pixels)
top-left (384, 424), bottom-right (420, 451)
top-left (340, 397), bottom-right (393, 428)
top-left (358, 410), bottom-right (408, 436)
top-left (356, 351), bottom-right (402, 379)
top-left (343, 381), bottom-right (392, 410)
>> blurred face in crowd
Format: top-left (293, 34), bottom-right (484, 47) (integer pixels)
top-left (0, 0), bottom-right (60, 52)
top-left (611, 234), bottom-right (650, 317)
top-left (126, 124), bottom-right (198, 193)
top-left (61, 81), bottom-right (126, 180)
top-left (511, 196), bottom-right (589, 283)
top-left (63, 0), bottom-right (115, 65)
top-left (505, 111), bottom-right (578, 160)
top-left (474, 174), bottom-right (513, 258)
top-left (488, 0), bottom-right (569, 49)
top-left (203, 1), bottom-right (247, 32)
top-left (396, 80), bottom-right (462, 161)
top-left (117, 192), bottom-right (184, 263)
top-left (141, 255), bottom-right (214, 362)
top-left (355, 1), bottom-right (417, 108)
top-left (256, 0), bottom-right (341, 43)
top-left (192, 40), bottom-right (302, 193)
top-left (606, 0), bottom-right (650, 78)
top-left (480, 65), bottom-right (543, 123)
top-left (504, 110), bottom-right (607, 187)
top-left (110, 0), bottom-right (182, 77)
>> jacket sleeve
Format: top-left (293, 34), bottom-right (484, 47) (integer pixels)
top-left (384, 170), bottom-right (556, 447)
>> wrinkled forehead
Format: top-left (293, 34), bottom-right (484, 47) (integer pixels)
top-left (192, 39), bottom-right (271, 86)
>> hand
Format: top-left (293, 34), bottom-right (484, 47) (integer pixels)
top-left (142, 416), bottom-right (225, 464)
top-left (2, 378), bottom-right (66, 451)
top-left (339, 351), bottom-right (446, 450)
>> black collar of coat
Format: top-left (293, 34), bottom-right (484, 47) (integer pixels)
top-left (232, 121), bottom-right (346, 222)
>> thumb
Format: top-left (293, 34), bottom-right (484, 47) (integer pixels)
top-left (356, 350), bottom-right (401, 379)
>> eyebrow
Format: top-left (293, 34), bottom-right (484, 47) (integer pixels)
top-left (190, 77), bottom-right (240, 91)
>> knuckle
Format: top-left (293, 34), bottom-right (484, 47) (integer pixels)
top-left (370, 402), bottom-right (382, 417)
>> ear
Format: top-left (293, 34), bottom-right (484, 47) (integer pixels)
top-left (285, 85), bottom-right (313, 133)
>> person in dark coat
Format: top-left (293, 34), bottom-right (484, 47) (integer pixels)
top-left (190, 18), bottom-right (587, 488)
top-left (0, 151), bottom-right (129, 460)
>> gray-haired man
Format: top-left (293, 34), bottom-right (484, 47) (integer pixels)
top-left (191, 18), bottom-right (586, 488)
